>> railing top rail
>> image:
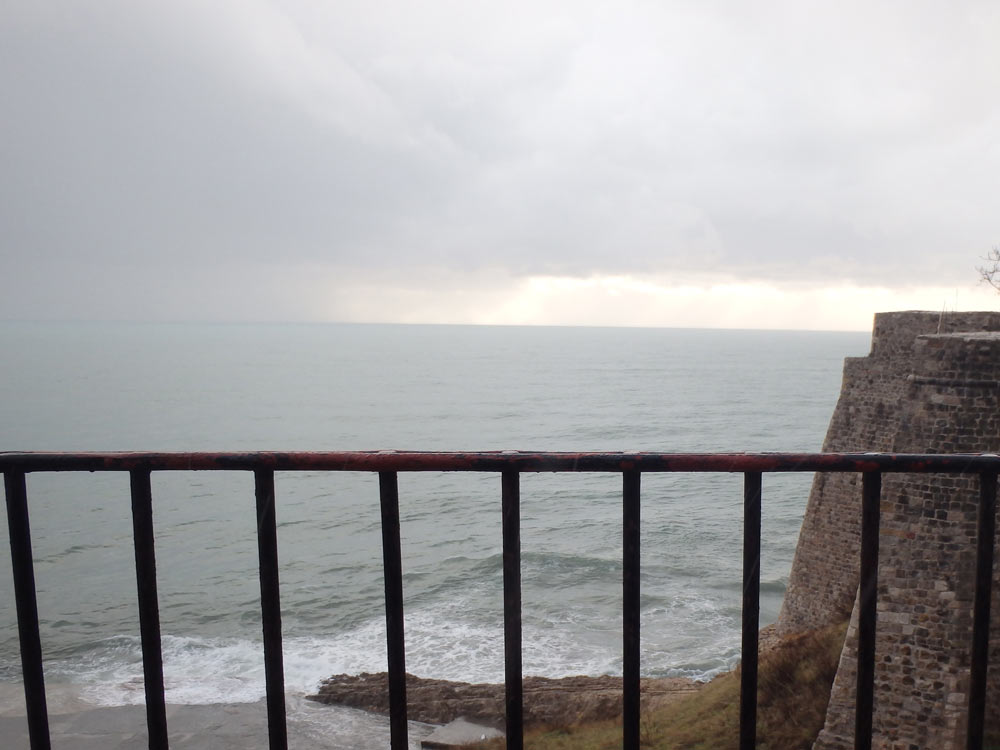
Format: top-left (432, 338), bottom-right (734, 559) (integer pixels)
top-left (1, 451), bottom-right (999, 473)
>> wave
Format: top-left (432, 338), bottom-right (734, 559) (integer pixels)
top-left (29, 582), bottom-right (746, 708)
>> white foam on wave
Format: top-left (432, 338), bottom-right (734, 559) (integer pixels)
top-left (44, 631), bottom-right (391, 706)
top-left (639, 590), bottom-right (743, 678)
top-left (39, 623), bottom-right (612, 707)
top-left (40, 589), bottom-right (739, 707)
top-left (45, 635), bottom-right (270, 706)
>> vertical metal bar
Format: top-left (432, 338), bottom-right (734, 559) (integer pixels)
top-left (502, 471), bottom-right (523, 750)
top-left (129, 470), bottom-right (169, 750)
top-left (380, 471), bottom-right (408, 750)
top-left (967, 471), bottom-right (997, 750)
top-left (255, 470), bottom-right (288, 750)
top-left (740, 472), bottom-right (762, 750)
top-left (4, 471), bottom-right (51, 750)
top-left (622, 470), bottom-right (641, 750)
top-left (855, 471), bottom-right (881, 750)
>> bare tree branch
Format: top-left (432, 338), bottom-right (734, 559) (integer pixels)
top-left (977, 246), bottom-right (1000, 292)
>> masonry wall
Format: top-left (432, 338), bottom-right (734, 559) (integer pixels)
top-left (779, 311), bottom-right (1000, 636)
top-left (775, 311), bottom-right (1000, 749)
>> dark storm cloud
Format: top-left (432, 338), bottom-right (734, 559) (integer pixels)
top-left (1, 1), bottom-right (998, 320)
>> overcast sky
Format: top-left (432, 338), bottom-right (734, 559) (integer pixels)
top-left (2, 1), bottom-right (998, 330)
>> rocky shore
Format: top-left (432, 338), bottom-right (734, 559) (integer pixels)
top-left (308, 672), bottom-right (700, 728)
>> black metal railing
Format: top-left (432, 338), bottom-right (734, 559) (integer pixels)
top-left (2, 451), bottom-right (998, 750)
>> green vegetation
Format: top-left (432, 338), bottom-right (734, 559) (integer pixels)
top-left (478, 621), bottom-right (847, 750)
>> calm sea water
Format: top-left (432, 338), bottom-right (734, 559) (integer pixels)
top-left (0, 322), bottom-right (868, 740)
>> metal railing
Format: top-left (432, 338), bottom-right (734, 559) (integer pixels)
top-left (2, 451), bottom-right (998, 750)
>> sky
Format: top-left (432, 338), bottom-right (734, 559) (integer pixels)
top-left (1, 1), bottom-right (998, 331)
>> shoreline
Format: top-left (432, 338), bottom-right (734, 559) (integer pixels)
top-left (0, 688), bottom-right (437, 749)
top-left (0, 670), bottom-right (703, 749)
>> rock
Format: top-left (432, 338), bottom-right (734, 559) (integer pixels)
top-left (307, 672), bottom-right (699, 727)
top-left (420, 717), bottom-right (504, 749)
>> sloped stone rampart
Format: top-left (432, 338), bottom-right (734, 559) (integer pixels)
top-left (776, 311), bottom-right (1000, 749)
top-left (779, 311), bottom-right (1000, 635)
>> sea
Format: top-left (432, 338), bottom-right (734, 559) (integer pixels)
top-left (0, 321), bottom-right (870, 746)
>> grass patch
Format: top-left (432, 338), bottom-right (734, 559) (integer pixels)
top-left (477, 621), bottom-right (847, 750)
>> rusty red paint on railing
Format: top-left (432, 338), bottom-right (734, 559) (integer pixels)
top-left (3, 452), bottom-right (998, 750)
top-left (1, 450), bottom-right (999, 473)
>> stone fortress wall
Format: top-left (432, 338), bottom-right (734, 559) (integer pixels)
top-left (776, 311), bottom-right (1000, 750)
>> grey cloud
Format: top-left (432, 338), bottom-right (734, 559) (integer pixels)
top-left (2, 0), bottom-right (999, 321)
top-left (1, 5), bottom-right (465, 266)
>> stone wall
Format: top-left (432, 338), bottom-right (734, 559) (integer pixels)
top-left (779, 311), bottom-right (1000, 635)
top-left (775, 311), bottom-right (1000, 749)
